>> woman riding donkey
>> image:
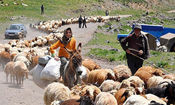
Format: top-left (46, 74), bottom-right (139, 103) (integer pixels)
top-left (50, 27), bottom-right (76, 81)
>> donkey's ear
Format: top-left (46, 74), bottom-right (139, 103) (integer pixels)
top-left (77, 43), bottom-right (82, 53)
top-left (64, 47), bottom-right (73, 56)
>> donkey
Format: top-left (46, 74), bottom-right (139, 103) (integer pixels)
top-left (63, 43), bottom-right (83, 89)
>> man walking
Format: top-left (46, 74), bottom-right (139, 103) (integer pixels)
top-left (78, 15), bottom-right (83, 28)
top-left (105, 10), bottom-right (109, 16)
top-left (82, 16), bottom-right (87, 28)
top-left (41, 4), bottom-right (44, 15)
top-left (120, 24), bottom-right (150, 75)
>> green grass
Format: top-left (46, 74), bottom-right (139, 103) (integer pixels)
top-left (87, 33), bottom-right (122, 49)
top-left (115, 0), bottom-right (146, 3)
top-left (88, 48), bottom-right (126, 62)
top-left (0, 0), bottom-right (100, 22)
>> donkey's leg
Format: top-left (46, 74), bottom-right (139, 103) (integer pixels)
top-left (68, 75), bottom-right (75, 89)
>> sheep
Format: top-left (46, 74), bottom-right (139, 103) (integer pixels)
top-left (82, 59), bottom-right (101, 71)
top-left (44, 82), bottom-right (71, 105)
top-left (4, 61), bottom-right (15, 83)
top-left (13, 53), bottom-right (31, 68)
top-left (120, 76), bottom-right (145, 89)
top-left (51, 95), bottom-right (94, 105)
top-left (51, 99), bottom-right (79, 105)
top-left (70, 84), bottom-right (86, 100)
top-left (13, 61), bottom-right (29, 85)
top-left (162, 74), bottom-right (175, 81)
top-left (99, 80), bottom-right (120, 92)
top-left (80, 84), bottom-right (101, 102)
top-left (113, 65), bottom-right (132, 82)
top-left (147, 76), bottom-right (174, 89)
top-left (134, 66), bottom-right (165, 85)
top-left (0, 47), bottom-right (11, 68)
top-left (123, 95), bottom-right (150, 105)
top-left (145, 94), bottom-right (166, 105)
top-left (95, 92), bottom-right (118, 105)
top-left (147, 76), bottom-right (164, 88)
top-left (87, 69), bottom-right (116, 86)
top-left (114, 88), bottom-right (136, 105)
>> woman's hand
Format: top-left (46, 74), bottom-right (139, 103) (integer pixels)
top-left (54, 57), bottom-right (60, 61)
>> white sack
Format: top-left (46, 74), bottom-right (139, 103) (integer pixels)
top-left (40, 58), bottom-right (61, 81)
top-left (30, 64), bottom-right (52, 89)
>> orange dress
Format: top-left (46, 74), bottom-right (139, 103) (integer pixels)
top-left (50, 37), bottom-right (76, 59)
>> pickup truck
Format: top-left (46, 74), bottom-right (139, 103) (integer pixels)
top-left (117, 24), bottom-right (175, 52)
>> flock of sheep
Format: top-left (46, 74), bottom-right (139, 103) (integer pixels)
top-left (0, 16), bottom-right (175, 105)
top-left (43, 65), bottom-right (175, 105)
top-left (0, 0), bottom-right (28, 7)
top-left (31, 16), bottom-right (121, 33)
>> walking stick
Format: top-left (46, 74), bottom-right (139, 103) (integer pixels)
top-left (127, 49), bottom-right (171, 74)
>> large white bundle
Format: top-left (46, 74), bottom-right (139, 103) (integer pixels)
top-left (40, 58), bottom-right (61, 81)
top-left (38, 55), bottom-right (52, 65)
top-left (30, 64), bottom-right (52, 89)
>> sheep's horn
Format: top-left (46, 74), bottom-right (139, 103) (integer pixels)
top-left (158, 81), bottom-right (170, 86)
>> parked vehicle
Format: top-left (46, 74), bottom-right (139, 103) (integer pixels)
top-left (5, 24), bottom-right (27, 39)
top-left (117, 24), bottom-right (175, 52)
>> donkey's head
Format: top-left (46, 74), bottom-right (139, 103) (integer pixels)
top-left (65, 43), bottom-right (83, 74)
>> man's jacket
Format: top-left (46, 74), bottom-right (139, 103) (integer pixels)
top-left (121, 33), bottom-right (150, 59)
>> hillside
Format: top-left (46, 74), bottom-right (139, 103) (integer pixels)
top-left (0, 0), bottom-right (175, 22)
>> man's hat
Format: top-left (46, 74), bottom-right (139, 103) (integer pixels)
top-left (134, 24), bottom-right (142, 30)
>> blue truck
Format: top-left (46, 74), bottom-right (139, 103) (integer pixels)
top-left (117, 24), bottom-right (175, 52)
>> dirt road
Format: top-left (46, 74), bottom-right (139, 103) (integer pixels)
top-left (0, 22), bottom-right (109, 105)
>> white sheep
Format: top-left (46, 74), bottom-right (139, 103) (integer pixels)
top-left (95, 92), bottom-right (118, 105)
top-left (13, 61), bottom-right (29, 85)
top-left (146, 94), bottom-right (166, 105)
top-left (99, 80), bottom-right (120, 92)
top-left (44, 82), bottom-right (71, 105)
top-left (123, 95), bottom-right (150, 105)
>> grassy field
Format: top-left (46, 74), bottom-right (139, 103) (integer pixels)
top-left (0, 0), bottom-right (97, 22)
